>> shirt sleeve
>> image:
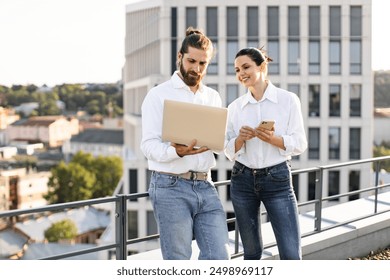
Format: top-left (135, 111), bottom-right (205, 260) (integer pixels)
top-left (224, 103), bottom-right (245, 161)
top-left (140, 91), bottom-right (180, 163)
top-left (279, 94), bottom-right (308, 156)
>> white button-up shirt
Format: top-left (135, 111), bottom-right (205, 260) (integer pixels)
top-left (224, 81), bottom-right (307, 169)
top-left (141, 71), bottom-right (222, 174)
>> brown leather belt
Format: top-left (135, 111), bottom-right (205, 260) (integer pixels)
top-left (157, 170), bottom-right (209, 181)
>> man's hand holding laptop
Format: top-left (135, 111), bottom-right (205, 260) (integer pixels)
top-left (172, 139), bottom-right (209, 157)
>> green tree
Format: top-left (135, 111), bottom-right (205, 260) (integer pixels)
top-left (373, 142), bottom-right (390, 172)
top-left (44, 219), bottom-right (78, 242)
top-left (45, 151), bottom-right (123, 204)
top-left (45, 161), bottom-right (96, 203)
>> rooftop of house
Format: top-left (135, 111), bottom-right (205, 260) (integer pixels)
top-left (70, 128), bottom-right (123, 145)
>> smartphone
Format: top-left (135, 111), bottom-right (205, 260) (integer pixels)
top-left (258, 120), bottom-right (275, 130)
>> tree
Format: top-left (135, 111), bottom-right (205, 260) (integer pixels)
top-left (373, 141), bottom-right (390, 172)
top-left (44, 219), bottom-right (78, 242)
top-left (45, 151), bottom-right (123, 204)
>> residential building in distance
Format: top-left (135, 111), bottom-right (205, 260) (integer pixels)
top-left (119, 0), bottom-right (373, 254)
top-left (62, 128), bottom-right (124, 161)
top-left (6, 116), bottom-right (79, 148)
top-left (0, 168), bottom-right (50, 211)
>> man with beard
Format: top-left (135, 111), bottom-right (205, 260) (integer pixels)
top-left (140, 27), bottom-right (230, 260)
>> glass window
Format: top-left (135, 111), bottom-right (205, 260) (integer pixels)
top-left (350, 40), bottom-right (361, 74)
top-left (207, 41), bottom-right (218, 75)
top-left (147, 211), bottom-right (158, 235)
top-left (329, 84), bottom-right (341, 117)
top-left (349, 128), bottom-right (361, 159)
top-left (227, 41), bottom-right (238, 75)
top-left (128, 210), bottom-right (138, 239)
top-left (226, 84), bottom-right (239, 106)
top-left (247, 7), bottom-right (259, 38)
top-left (309, 40), bottom-right (320, 74)
top-left (308, 128), bottom-right (320, 159)
top-left (207, 8), bottom-right (218, 75)
top-left (288, 40), bottom-right (300, 74)
top-left (308, 172), bottom-right (316, 201)
top-left (329, 6), bottom-right (341, 37)
top-left (350, 84), bottom-right (361, 117)
top-left (129, 169), bottom-right (138, 201)
top-left (227, 7), bottom-right (238, 37)
top-left (329, 40), bottom-right (341, 74)
top-left (287, 84), bottom-right (300, 97)
top-left (309, 84), bottom-right (320, 117)
top-left (349, 171), bottom-right (360, 201)
top-left (186, 7), bottom-right (197, 29)
top-left (309, 6), bottom-right (320, 37)
top-left (267, 7), bottom-right (279, 37)
top-left (288, 6), bottom-right (300, 37)
top-left (268, 40), bottom-right (279, 74)
top-left (329, 127), bottom-right (341, 159)
top-left (206, 7), bottom-right (218, 37)
top-left (328, 171), bottom-right (340, 201)
top-left (350, 6), bottom-right (362, 37)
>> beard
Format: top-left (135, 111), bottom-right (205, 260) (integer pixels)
top-left (179, 61), bottom-right (202, 87)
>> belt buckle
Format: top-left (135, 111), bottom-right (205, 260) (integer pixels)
top-left (190, 171), bottom-right (197, 180)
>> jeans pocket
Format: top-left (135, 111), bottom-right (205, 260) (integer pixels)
top-left (269, 165), bottom-right (290, 184)
top-left (231, 162), bottom-right (245, 177)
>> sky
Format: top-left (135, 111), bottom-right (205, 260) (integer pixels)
top-left (0, 0), bottom-right (388, 87)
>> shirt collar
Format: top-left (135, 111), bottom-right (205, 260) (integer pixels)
top-left (171, 71), bottom-right (205, 93)
top-left (240, 80), bottom-right (278, 109)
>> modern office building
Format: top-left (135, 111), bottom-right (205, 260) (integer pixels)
top-left (121, 0), bottom-right (372, 254)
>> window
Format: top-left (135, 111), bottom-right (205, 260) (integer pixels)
top-left (349, 171), bottom-right (360, 201)
top-left (292, 173), bottom-right (299, 201)
top-left (147, 210), bottom-right (158, 235)
top-left (308, 128), bottom-right (320, 159)
top-left (128, 210), bottom-right (138, 239)
top-left (329, 40), bottom-right (341, 74)
top-left (329, 127), bottom-right (340, 159)
top-left (288, 7), bottom-right (300, 75)
top-left (226, 84), bottom-right (239, 106)
top-left (227, 7), bottom-right (238, 75)
top-left (288, 41), bottom-right (300, 74)
top-left (350, 40), bottom-right (362, 74)
top-left (247, 7), bottom-right (259, 44)
top-left (171, 8), bottom-right (177, 75)
top-left (185, 7), bottom-right (197, 28)
top-left (350, 6), bottom-right (362, 37)
top-left (328, 171), bottom-right (340, 201)
top-left (308, 172), bottom-right (316, 201)
top-left (350, 84), bottom-right (361, 117)
top-left (309, 84), bottom-right (320, 117)
top-left (268, 7), bottom-right (279, 74)
top-left (227, 41), bottom-right (238, 74)
top-left (207, 7), bottom-right (218, 74)
top-left (329, 6), bottom-right (341, 75)
top-left (309, 40), bottom-right (320, 74)
top-left (309, 6), bottom-right (320, 37)
top-left (287, 84), bottom-right (300, 97)
top-left (329, 84), bottom-right (341, 117)
top-left (129, 169), bottom-right (138, 201)
top-left (349, 128), bottom-right (361, 159)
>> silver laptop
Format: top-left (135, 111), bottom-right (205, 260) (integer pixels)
top-left (161, 100), bottom-right (228, 151)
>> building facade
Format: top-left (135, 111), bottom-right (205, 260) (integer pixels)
top-left (121, 0), bottom-right (372, 254)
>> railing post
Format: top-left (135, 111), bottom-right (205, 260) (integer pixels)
top-left (314, 168), bottom-right (323, 232)
top-left (374, 161), bottom-right (380, 213)
top-left (115, 194), bottom-right (128, 260)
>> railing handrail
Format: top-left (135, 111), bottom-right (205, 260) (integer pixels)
top-left (1, 155), bottom-right (389, 260)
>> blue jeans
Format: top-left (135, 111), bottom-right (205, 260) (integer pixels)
top-left (230, 161), bottom-right (301, 260)
top-left (148, 172), bottom-right (230, 260)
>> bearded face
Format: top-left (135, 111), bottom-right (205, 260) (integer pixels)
top-left (179, 58), bottom-right (202, 87)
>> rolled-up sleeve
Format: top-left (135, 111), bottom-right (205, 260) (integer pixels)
top-left (279, 94), bottom-right (308, 156)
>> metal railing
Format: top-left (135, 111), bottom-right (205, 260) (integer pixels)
top-left (1, 156), bottom-right (390, 260)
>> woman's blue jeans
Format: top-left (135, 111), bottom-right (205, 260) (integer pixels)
top-left (148, 172), bottom-right (230, 260)
top-left (230, 161), bottom-right (302, 260)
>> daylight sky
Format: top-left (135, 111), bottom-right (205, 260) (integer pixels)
top-left (0, 0), bottom-right (387, 87)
